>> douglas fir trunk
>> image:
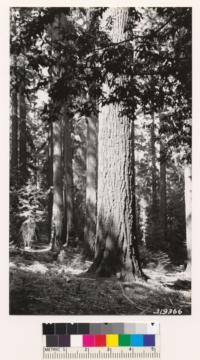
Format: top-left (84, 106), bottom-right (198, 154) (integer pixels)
top-left (92, 8), bottom-right (144, 280)
top-left (50, 14), bottom-right (65, 250)
top-left (51, 119), bottom-right (63, 250)
top-left (84, 107), bottom-right (98, 254)
top-left (84, 8), bottom-right (98, 254)
top-left (159, 113), bottom-right (167, 250)
top-left (63, 115), bottom-right (74, 245)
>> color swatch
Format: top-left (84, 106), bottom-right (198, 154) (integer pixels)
top-left (43, 322), bottom-right (159, 335)
top-left (43, 323), bottom-right (158, 348)
top-left (44, 334), bottom-right (156, 348)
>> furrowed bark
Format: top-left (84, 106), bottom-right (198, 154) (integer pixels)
top-left (50, 119), bottom-right (63, 251)
top-left (84, 106), bottom-right (98, 254)
top-left (92, 8), bottom-right (145, 280)
top-left (159, 113), bottom-right (167, 250)
top-left (63, 114), bottom-right (74, 246)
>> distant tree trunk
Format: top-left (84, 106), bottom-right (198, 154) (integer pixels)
top-left (139, 197), bottom-right (148, 245)
top-left (84, 105), bottom-right (98, 254)
top-left (18, 82), bottom-right (27, 185)
top-left (149, 111), bottom-right (158, 249)
top-left (72, 117), bottom-right (87, 242)
top-left (50, 119), bottom-right (63, 251)
top-left (184, 163), bottom-right (191, 274)
top-left (10, 74), bottom-right (18, 187)
top-left (63, 114), bottom-right (74, 246)
top-left (151, 112), bottom-right (157, 214)
top-left (10, 12), bottom-right (18, 187)
top-left (48, 121), bottom-right (53, 242)
top-left (91, 8), bottom-right (144, 281)
top-left (159, 113), bottom-right (167, 250)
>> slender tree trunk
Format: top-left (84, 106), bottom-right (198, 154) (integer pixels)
top-left (84, 106), bottom-right (98, 254)
top-left (63, 115), bottom-right (74, 246)
top-left (18, 82), bottom-right (27, 185)
top-left (150, 111), bottom-right (158, 249)
top-left (139, 197), bottom-right (148, 245)
top-left (48, 121), bottom-right (53, 242)
top-left (159, 113), bottom-right (167, 250)
top-left (10, 11), bottom-right (18, 187)
top-left (50, 119), bottom-right (63, 251)
top-left (151, 112), bottom-right (157, 214)
top-left (10, 77), bottom-right (18, 186)
top-left (131, 122), bottom-right (143, 274)
top-left (91, 8), bottom-right (144, 280)
top-left (184, 163), bottom-right (191, 274)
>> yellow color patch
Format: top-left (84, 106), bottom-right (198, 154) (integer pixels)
top-left (106, 334), bottom-right (119, 347)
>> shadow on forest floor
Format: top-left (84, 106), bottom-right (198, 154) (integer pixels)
top-left (9, 246), bottom-right (191, 315)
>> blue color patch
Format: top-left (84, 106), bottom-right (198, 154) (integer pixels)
top-left (144, 335), bottom-right (155, 346)
top-left (130, 335), bottom-right (144, 346)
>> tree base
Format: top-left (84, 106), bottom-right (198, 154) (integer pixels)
top-left (88, 249), bottom-right (148, 281)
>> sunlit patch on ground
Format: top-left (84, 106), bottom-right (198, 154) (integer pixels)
top-left (56, 266), bottom-right (87, 275)
top-left (17, 261), bottom-right (49, 274)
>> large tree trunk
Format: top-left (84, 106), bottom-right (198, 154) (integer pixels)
top-left (159, 113), bottom-right (167, 250)
top-left (49, 14), bottom-right (64, 250)
top-left (84, 8), bottom-right (98, 254)
top-left (63, 115), bottom-right (74, 246)
top-left (50, 119), bottom-right (63, 251)
top-left (184, 163), bottom-right (191, 274)
top-left (84, 107), bottom-right (98, 254)
top-left (92, 8), bottom-right (144, 280)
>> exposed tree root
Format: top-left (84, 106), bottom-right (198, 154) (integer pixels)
top-left (118, 281), bottom-right (144, 311)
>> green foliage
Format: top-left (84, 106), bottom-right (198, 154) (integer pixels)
top-left (167, 166), bottom-right (187, 264)
top-left (17, 180), bottom-right (47, 221)
top-left (139, 245), bottom-right (171, 270)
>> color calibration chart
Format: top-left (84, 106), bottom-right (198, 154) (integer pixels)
top-left (42, 322), bottom-right (160, 359)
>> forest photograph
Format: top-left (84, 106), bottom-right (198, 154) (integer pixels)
top-left (9, 7), bottom-right (192, 315)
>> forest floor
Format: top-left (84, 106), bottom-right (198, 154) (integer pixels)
top-left (9, 244), bottom-right (191, 315)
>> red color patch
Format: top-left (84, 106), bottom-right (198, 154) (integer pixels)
top-left (95, 335), bottom-right (106, 347)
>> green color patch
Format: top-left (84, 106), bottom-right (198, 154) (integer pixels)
top-left (119, 334), bottom-right (131, 347)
